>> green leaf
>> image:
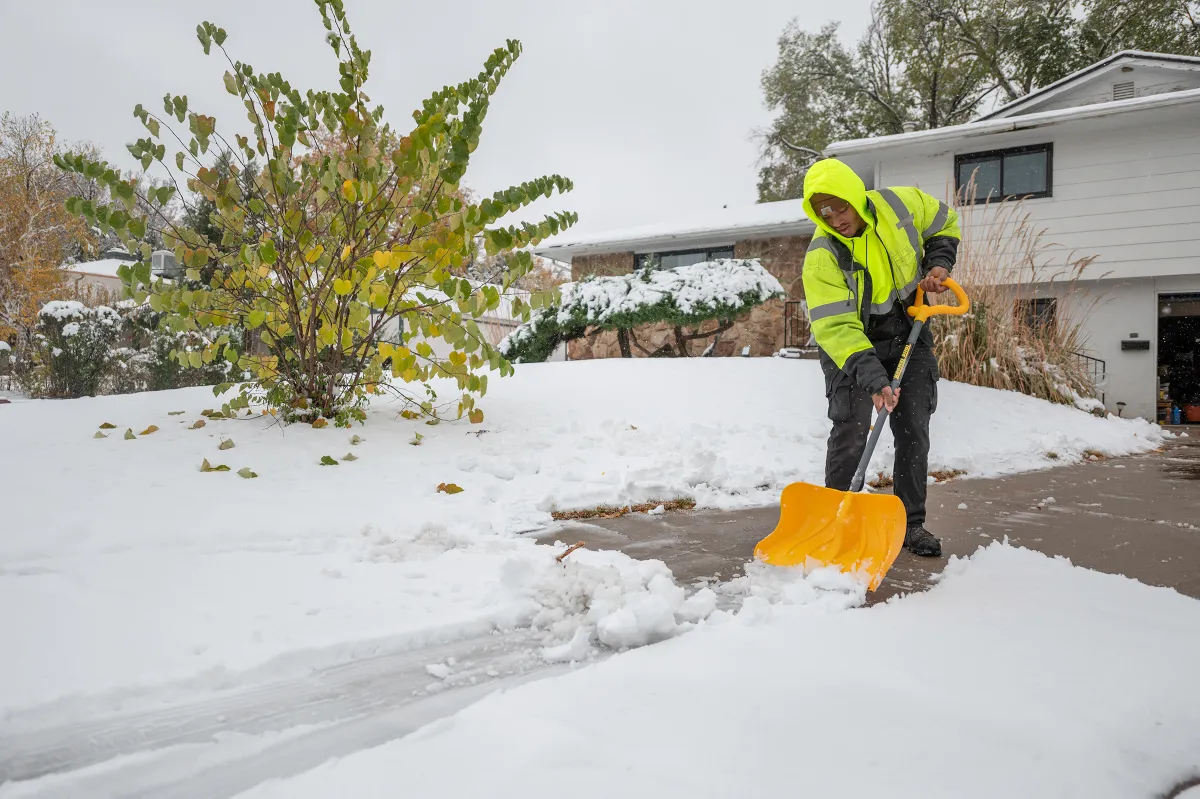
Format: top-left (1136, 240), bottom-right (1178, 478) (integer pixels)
top-left (168, 411), bottom-right (185, 415)
top-left (94, 431), bottom-right (108, 439)
top-left (219, 438), bottom-right (235, 450)
top-left (237, 467), bottom-right (258, 479)
top-left (319, 455), bottom-right (339, 466)
top-left (350, 435), bottom-right (364, 445)
top-left (260, 240), bottom-right (278, 265)
top-left (200, 459), bottom-right (230, 472)
top-left (124, 428), bottom-right (136, 440)
top-left (248, 309), bottom-right (266, 328)
top-left (176, 152), bottom-right (186, 171)
top-left (333, 278), bottom-right (353, 296)
top-left (99, 422), bottom-right (117, 429)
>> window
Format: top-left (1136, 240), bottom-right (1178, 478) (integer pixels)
top-left (634, 247), bottom-right (735, 271)
top-left (955, 144), bottom-right (1052, 203)
top-left (1016, 297), bottom-right (1057, 333)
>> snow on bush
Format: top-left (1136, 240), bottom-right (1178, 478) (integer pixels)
top-left (501, 259), bottom-right (785, 362)
top-left (31, 302), bottom-right (123, 398)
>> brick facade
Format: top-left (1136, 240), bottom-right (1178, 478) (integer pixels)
top-left (566, 235), bottom-right (811, 361)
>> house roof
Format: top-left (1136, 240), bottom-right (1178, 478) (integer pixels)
top-left (63, 258), bottom-right (133, 280)
top-left (825, 84), bottom-right (1200, 158)
top-left (978, 50), bottom-right (1200, 121)
top-left (532, 199), bottom-right (816, 263)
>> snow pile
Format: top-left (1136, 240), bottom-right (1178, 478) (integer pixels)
top-left (560, 258), bottom-right (784, 322)
top-left (510, 547), bottom-right (722, 658)
top-left (0, 341), bottom-right (11, 352)
top-left (0, 358), bottom-right (1166, 713)
top-left (234, 543), bottom-right (1200, 799)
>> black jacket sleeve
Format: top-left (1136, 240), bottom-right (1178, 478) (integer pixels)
top-left (844, 349), bottom-right (890, 396)
top-left (922, 235), bottom-right (959, 274)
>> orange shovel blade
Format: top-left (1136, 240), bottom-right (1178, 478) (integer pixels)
top-left (754, 481), bottom-right (906, 592)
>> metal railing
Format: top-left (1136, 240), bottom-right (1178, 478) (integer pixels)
top-left (784, 301), bottom-right (814, 349)
top-left (1070, 350), bottom-right (1107, 405)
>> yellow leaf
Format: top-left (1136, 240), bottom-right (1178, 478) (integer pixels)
top-left (429, 325), bottom-right (440, 337)
top-left (333, 278), bottom-right (353, 296)
top-left (312, 418), bottom-right (328, 429)
top-left (401, 367), bottom-right (417, 383)
top-left (372, 251), bottom-right (392, 269)
top-left (99, 422), bottom-right (117, 430)
top-left (379, 343), bottom-right (395, 361)
top-left (437, 483), bottom-right (464, 495)
top-left (340, 245), bottom-right (352, 261)
top-left (140, 425), bottom-right (160, 435)
top-left (448, 351), bottom-right (466, 366)
top-left (341, 180), bottom-right (357, 202)
top-left (191, 419), bottom-right (206, 429)
top-left (305, 244), bottom-right (325, 263)
top-left (400, 410), bottom-right (420, 420)
top-left (468, 409), bottom-right (484, 424)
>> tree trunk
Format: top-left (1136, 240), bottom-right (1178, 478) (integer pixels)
top-left (617, 328), bottom-right (632, 358)
top-left (673, 326), bottom-right (690, 357)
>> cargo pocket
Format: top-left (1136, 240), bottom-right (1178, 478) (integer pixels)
top-left (828, 383), bottom-right (853, 422)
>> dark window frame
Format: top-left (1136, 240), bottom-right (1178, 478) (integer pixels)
top-left (634, 246), bottom-right (736, 271)
top-left (1015, 296), bottom-right (1058, 334)
top-left (955, 143), bottom-right (1054, 203)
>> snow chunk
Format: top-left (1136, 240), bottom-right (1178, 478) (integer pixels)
top-left (647, 504), bottom-right (666, 516)
top-left (424, 663), bottom-right (452, 680)
top-left (958, 503), bottom-right (969, 510)
top-left (541, 628), bottom-right (592, 663)
top-left (61, 322), bottom-right (81, 338)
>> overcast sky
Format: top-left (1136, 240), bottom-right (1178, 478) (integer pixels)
top-left (1, 0), bottom-right (873, 239)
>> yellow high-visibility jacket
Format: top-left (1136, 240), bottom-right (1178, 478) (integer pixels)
top-left (800, 158), bottom-right (960, 396)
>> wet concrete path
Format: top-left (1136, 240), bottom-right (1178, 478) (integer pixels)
top-left (537, 430), bottom-right (1200, 604)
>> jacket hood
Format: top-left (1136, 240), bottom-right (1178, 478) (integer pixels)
top-left (802, 158), bottom-right (872, 243)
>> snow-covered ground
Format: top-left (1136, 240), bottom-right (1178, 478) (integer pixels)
top-left (0, 358), bottom-right (1179, 795)
top-left (234, 542), bottom-right (1200, 799)
top-left (0, 359), bottom-right (1164, 715)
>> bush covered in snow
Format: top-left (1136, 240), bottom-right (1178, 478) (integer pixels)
top-left (25, 299), bottom-right (240, 399)
top-left (501, 259), bottom-right (785, 363)
top-left (30, 302), bottom-right (123, 398)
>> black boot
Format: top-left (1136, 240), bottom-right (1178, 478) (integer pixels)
top-left (904, 525), bottom-right (942, 557)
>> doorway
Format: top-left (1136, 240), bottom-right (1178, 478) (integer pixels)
top-left (1158, 293), bottom-right (1200, 424)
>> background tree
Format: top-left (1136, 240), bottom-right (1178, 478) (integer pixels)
top-left (0, 114), bottom-right (92, 343)
top-left (57, 1), bottom-right (575, 426)
top-left (757, 0), bottom-right (1200, 200)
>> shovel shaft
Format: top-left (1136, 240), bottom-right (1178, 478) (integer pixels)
top-left (849, 318), bottom-right (926, 493)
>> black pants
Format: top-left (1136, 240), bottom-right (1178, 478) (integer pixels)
top-left (825, 345), bottom-right (939, 528)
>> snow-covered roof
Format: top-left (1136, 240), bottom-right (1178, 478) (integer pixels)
top-left (825, 85), bottom-right (1200, 158)
top-left (532, 200), bottom-right (815, 263)
top-left (978, 50), bottom-right (1200, 121)
top-left (62, 259), bottom-right (133, 280)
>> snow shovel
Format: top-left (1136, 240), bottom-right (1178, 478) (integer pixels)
top-left (754, 278), bottom-right (971, 591)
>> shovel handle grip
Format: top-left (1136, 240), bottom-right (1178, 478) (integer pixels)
top-left (909, 277), bottom-right (970, 323)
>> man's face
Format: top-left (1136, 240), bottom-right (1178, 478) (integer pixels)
top-left (811, 193), bottom-right (865, 237)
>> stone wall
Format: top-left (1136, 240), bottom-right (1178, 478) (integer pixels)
top-left (566, 235), bottom-right (811, 361)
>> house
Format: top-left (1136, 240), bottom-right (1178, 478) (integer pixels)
top-left (63, 250), bottom-right (182, 296)
top-left (535, 50), bottom-right (1200, 422)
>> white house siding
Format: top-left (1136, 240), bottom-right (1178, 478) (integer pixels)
top-left (871, 100), bottom-right (1200, 419)
top-left (1029, 65), bottom-right (1200, 114)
